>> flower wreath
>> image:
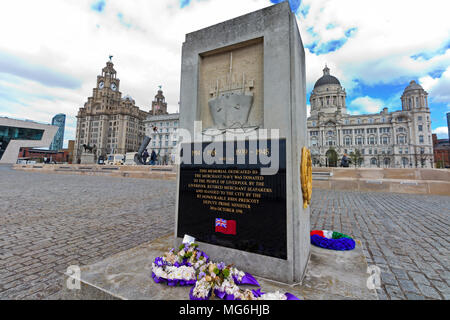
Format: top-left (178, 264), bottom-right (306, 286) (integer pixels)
top-left (152, 242), bottom-right (301, 300)
top-left (310, 230), bottom-right (355, 251)
top-left (151, 242), bottom-right (209, 286)
top-left (189, 261), bottom-right (299, 301)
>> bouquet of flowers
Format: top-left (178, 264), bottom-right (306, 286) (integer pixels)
top-left (151, 242), bottom-right (209, 286)
top-left (152, 242), bottom-right (301, 300)
top-left (190, 262), bottom-right (258, 300)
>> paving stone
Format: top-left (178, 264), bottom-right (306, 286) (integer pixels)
top-left (391, 267), bottom-right (409, 280)
top-left (408, 271), bottom-right (431, 286)
top-left (1, 167), bottom-right (449, 300)
top-left (385, 284), bottom-right (406, 300)
top-left (398, 279), bottom-right (421, 294)
top-left (405, 293), bottom-right (425, 300)
top-left (381, 272), bottom-right (398, 286)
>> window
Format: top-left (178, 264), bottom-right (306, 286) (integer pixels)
top-left (418, 125), bottom-right (423, 132)
top-left (399, 147), bottom-right (403, 154)
top-left (419, 135), bottom-right (424, 143)
top-left (356, 137), bottom-right (363, 145)
top-left (402, 157), bottom-right (409, 167)
top-left (369, 118), bottom-right (374, 124)
top-left (345, 137), bottom-right (351, 145)
top-left (418, 116), bottom-right (422, 121)
top-left (369, 136), bottom-right (375, 145)
top-left (382, 136), bottom-right (389, 145)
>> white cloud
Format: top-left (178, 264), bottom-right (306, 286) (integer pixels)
top-left (419, 66), bottom-right (450, 104)
top-left (1, 0), bottom-right (450, 147)
top-left (299, 0), bottom-right (450, 92)
top-left (433, 126), bottom-right (448, 139)
top-left (348, 96), bottom-right (384, 114)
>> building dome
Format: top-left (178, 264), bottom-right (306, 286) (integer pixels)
top-left (122, 94), bottom-right (135, 103)
top-left (403, 80), bottom-right (423, 93)
top-left (314, 65), bottom-right (341, 89)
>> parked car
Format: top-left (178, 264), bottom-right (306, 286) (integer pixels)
top-left (105, 154), bottom-right (125, 165)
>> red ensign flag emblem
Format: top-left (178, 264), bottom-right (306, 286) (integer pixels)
top-left (215, 218), bottom-right (236, 235)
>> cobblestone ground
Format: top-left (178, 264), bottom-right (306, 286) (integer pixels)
top-left (0, 165), bottom-right (449, 300)
top-left (0, 165), bottom-right (175, 299)
top-left (311, 189), bottom-right (450, 300)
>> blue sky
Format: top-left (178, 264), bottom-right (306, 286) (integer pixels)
top-left (0, 0), bottom-right (449, 148)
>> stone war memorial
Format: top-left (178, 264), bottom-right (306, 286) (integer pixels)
top-left (60, 3), bottom-right (377, 301)
top-left (175, 2), bottom-right (310, 284)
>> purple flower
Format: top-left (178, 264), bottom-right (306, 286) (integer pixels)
top-left (154, 257), bottom-right (165, 267)
top-left (217, 262), bottom-right (226, 270)
top-left (198, 272), bottom-right (206, 279)
top-left (199, 251), bottom-right (209, 261)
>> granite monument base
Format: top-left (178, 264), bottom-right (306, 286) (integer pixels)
top-left (57, 234), bottom-right (378, 300)
top-left (80, 153), bottom-right (95, 164)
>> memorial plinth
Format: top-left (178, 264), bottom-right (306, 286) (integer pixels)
top-left (59, 234), bottom-right (378, 300)
top-left (175, 2), bottom-right (310, 284)
top-left (80, 152), bottom-right (95, 164)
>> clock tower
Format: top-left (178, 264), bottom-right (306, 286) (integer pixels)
top-left (96, 60), bottom-right (120, 94)
top-left (151, 87), bottom-right (168, 115)
top-left (74, 58), bottom-right (149, 163)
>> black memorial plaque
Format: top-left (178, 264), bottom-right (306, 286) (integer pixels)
top-left (177, 138), bottom-right (287, 259)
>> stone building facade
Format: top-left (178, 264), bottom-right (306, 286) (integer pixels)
top-left (144, 89), bottom-right (179, 163)
top-left (307, 66), bottom-right (434, 168)
top-left (74, 60), bottom-right (148, 162)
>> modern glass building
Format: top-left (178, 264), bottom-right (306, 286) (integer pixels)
top-left (0, 117), bottom-right (58, 164)
top-left (447, 112), bottom-right (450, 141)
top-left (0, 126), bottom-right (44, 161)
top-left (50, 113), bottom-right (66, 151)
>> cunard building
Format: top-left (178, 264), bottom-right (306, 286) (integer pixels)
top-left (308, 66), bottom-right (434, 168)
top-left (74, 59), bottom-right (148, 162)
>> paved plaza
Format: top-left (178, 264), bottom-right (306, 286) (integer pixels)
top-left (0, 165), bottom-right (449, 300)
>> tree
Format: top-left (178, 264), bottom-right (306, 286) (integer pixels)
top-left (349, 149), bottom-right (363, 167)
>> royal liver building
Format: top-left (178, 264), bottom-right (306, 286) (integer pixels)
top-left (307, 66), bottom-right (434, 168)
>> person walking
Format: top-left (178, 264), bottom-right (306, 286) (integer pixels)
top-left (142, 149), bottom-right (149, 165)
top-left (341, 154), bottom-right (351, 168)
top-left (150, 150), bottom-right (157, 165)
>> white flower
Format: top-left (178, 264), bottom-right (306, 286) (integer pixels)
top-left (258, 291), bottom-right (287, 300)
top-left (193, 278), bottom-right (211, 298)
top-left (152, 265), bottom-right (168, 279)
